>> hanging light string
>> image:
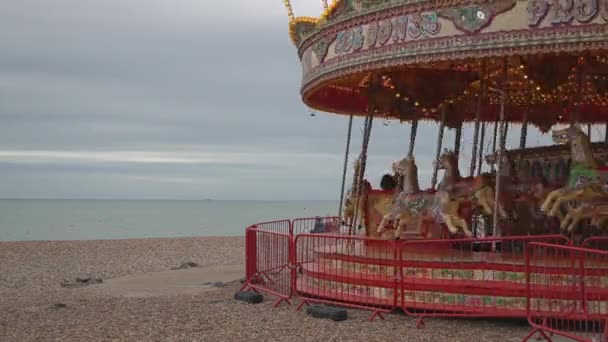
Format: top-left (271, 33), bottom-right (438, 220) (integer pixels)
top-left (470, 61), bottom-right (486, 177)
top-left (282, 0), bottom-right (295, 20)
top-left (338, 115), bottom-right (354, 223)
top-left (519, 76), bottom-right (532, 150)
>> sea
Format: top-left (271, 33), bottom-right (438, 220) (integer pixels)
top-left (0, 199), bottom-right (337, 242)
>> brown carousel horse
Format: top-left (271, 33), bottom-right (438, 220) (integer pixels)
top-left (485, 151), bottom-right (558, 207)
top-left (485, 150), bottom-right (557, 235)
top-left (377, 156), bottom-right (435, 239)
top-left (434, 150), bottom-right (512, 236)
top-left (540, 125), bottom-right (608, 232)
top-left (560, 203), bottom-right (608, 232)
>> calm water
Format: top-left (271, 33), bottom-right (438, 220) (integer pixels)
top-left (0, 199), bottom-right (337, 241)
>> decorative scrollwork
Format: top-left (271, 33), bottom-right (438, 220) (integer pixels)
top-left (367, 21), bottom-right (379, 48)
top-left (407, 14), bottom-right (423, 38)
top-left (528, 0), bottom-right (600, 26)
top-left (421, 12), bottom-right (441, 34)
top-left (392, 16), bottom-right (408, 42)
top-left (352, 26), bottom-right (364, 51)
top-left (573, 0), bottom-right (598, 21)
top-left (528, 0), bottom-right (550, 26)
top-left (439, 1), bottom-right (516, 33)
top-left (313, 35), bottom-right (335, 63)
top-left (335, 30), bottom-right (354, 54)
top-left (377, 19), bottom-right (393, 45)
top-left (549, 0), bottom-right (575, 24)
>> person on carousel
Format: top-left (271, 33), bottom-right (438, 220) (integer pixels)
top-left (310, 216), bottom-right (326, 233)
top-left (380, 173), bottom-right (397, 191)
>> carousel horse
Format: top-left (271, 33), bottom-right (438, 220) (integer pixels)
top-left (485, 150), bottom-right (558, 235)
top-left (558, 201), bottom-right (608, 232)
top-left (377, 156), bottom-right (435, 239)
top-left (436, 150), bottom-right (507, 218)
top-left (485, 151), bottom-right (553, 207)
top-left (540, 125), bottom-right (608, 229)
top-left (589, 205), bottom-right (608, 229)
top-left (433, 150), bottom-right (481, 236)
top-left (433, 189), bottom-right (472, 237)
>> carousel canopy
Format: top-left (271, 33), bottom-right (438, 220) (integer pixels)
top-left (285, 0), bottom-right (608, 126)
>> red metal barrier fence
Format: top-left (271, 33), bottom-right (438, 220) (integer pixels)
top-left (292, 216), bottom-right (342, 236)
top-left (397, 235), bottom-right (570, 327)
top-left (240, 216), bottom-right (608, 337)
top-left (583, 237), bottom-right (608, 251)
top-left (293, 233), bottom-right (399, 320)
top-left (241, 220), bottom-right (293, 307)
top-left (523, 242), bottom-right (608, 342)
top-left (241, 217), bottom-right (341, 307)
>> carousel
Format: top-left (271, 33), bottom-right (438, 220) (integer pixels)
top-left (283, 0), bottom-right (608, 240)
top-left (242, 0), bottom-right (608, 339)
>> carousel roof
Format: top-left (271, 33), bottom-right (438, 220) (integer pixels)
top-left (284, 0), bottom-right (608, 125)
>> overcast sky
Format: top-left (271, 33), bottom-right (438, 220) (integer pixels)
top-left (0, 0), bottom-right (587, 200)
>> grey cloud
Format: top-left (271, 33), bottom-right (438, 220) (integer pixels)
top-left (0, 0), bottom-right (565, 200)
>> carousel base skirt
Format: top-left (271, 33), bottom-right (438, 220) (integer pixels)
top-left (295, 241), bottom-right (608, 318)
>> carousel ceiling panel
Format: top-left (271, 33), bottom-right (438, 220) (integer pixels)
top-left (290, 0), bottom-right (608, 120)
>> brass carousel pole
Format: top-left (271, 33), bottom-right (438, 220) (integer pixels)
top-left (338, 115), bottom-right (354, 222)
top-left (351, 82), bottom-right (375, 234)
top-left (491, 59), bottom-right (509, 239)
top-left (400, 119), bottom-right (418, 191)
top-left (407, 119), bottom-right (419, 158)
top-left (454, 122), bottom-right (463, 160)
top-left (520, 110), bottom-right (528, 149)
top-left (431, 106), bottom-right (447, 189)
top-left (477, 123), bottom-right (486, 176)
top-left (350, 115), bottom-right (372, 233)
top-left (492, 91), bottom-right (506, 239)
top-left (490, 116), bottom-right (499, 172)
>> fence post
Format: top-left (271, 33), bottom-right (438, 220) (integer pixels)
top-left (247, 225), bottom-right (258, 282)
top-left (290, 220), bottom-right (296, 298)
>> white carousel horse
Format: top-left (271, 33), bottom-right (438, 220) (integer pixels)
top-left (540, 125), bottom-right (608, 232)
top-left (377, 156), bottom-right (435, 239)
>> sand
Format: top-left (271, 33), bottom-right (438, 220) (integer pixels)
top-left (0, 237), bottom-right (534, 341)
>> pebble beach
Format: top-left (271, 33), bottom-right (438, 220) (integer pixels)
top-left (0, 237), bottom-right (531, 341)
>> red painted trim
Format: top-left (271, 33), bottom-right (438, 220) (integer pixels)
top-left (301, 264), bottom-right (608, 299)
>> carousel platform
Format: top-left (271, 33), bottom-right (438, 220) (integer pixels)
top-left (295, 240), bottom-right (608, 317)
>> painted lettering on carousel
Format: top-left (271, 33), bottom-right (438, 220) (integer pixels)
top-left (527, 0), bottom-right (606, 26)
top-left (334, 12), bottom-right (441, 55)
